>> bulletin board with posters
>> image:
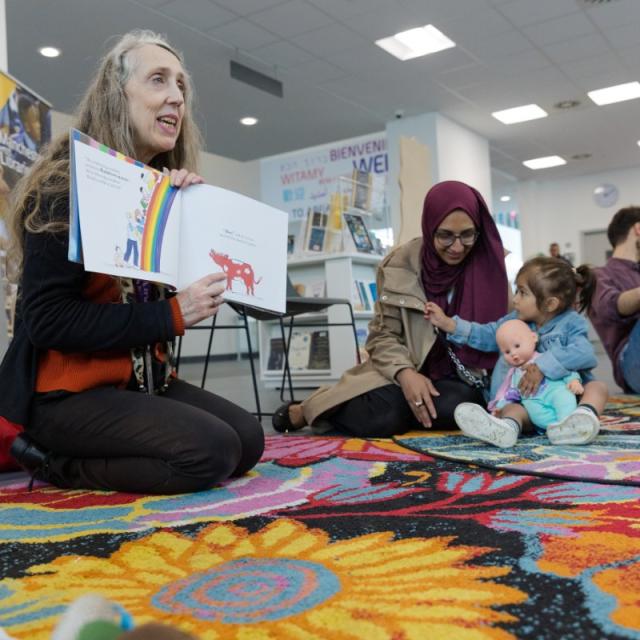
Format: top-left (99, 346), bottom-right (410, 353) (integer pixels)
top-left (0, 70), bottom-right (51, 337)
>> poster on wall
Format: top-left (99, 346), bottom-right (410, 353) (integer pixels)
top-left (260, 132), bottom-right (389, 235)
top-left (0, 70), bottom-right (52, 337)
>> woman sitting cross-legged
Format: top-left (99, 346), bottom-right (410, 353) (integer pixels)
top-left (273, 180), bottom-right (510, 437)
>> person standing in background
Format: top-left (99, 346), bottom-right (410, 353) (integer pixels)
top-left (582, 207), bottom-right (640, 394)
top-left (549, 242), bottom-right (572, 265)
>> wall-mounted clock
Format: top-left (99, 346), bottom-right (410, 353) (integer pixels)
top-left (593, 183), bottom-right (619, 208)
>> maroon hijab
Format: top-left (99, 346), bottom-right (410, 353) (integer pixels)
top-left (420, 180), bottom-right (508, 374)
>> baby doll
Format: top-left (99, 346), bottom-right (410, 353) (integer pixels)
top-left (488, 319), bottom-right (584, 432)
top-left (454, 320), bottom-right (583, 448)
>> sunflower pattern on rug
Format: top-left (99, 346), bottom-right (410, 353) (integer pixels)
top-left (395, 394), bottom-right (640, 486)
top-left (1, 435), bottom-right (639, 640)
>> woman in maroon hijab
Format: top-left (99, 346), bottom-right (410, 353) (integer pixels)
top-left (273, 180), bottom-right (509, 436)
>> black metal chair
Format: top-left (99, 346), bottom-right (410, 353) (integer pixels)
top-left (175, 276), bottom-right (361, 421)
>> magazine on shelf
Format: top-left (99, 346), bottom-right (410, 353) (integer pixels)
top-left (357, 281), bottom-right (372, 310)
top-left (351, 280), bottom-right (365, 311)
top-left (351, 168), bottom-right (371, 211)
top-left (288, 332), bottom-right (312, 370)
top-left (69, 129), bottom-right (288, 313)
top-left (267, 337), bottom-right (285, 370)
top-left (343, 212), bottom-right (375, 253)
top-left (308, 330), bottom-right (330, 370)
top-left (304, 208), bottom-right (328, 252)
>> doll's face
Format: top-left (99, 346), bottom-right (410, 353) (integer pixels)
top-left (496, 320), bottom-right (537, 367)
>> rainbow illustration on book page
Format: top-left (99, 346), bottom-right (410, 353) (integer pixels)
top-left (140, 176), bottom-right (179, 272)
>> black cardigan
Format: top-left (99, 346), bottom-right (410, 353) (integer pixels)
top-left (0, 196), bottom-right (178, 425)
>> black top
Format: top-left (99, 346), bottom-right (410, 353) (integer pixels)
top-left (0, 195), bottom-right (178, 425)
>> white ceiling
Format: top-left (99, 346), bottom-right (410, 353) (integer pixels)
top-left (6, 0), bottom-right (640, 180)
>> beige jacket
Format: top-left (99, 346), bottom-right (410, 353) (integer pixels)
top-left (302, 238), bottom-right (437, 424)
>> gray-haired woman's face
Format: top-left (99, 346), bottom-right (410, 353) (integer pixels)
top-left (124, 44), bottom-right (186, 163)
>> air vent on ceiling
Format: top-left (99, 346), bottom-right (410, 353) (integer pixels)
top-left (230, 61), bottom-right (283, 98)
top-left (577, 0), bottom-right (619, 5)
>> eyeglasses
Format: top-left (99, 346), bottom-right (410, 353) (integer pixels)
top-left (434, 229), bottom-right (479, 247)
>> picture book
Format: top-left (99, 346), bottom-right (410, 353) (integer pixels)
top-left (267, 337), bottom-right (285, 370)
top-left (343, 212), bottom-right (374, 253)
top-left (289, 332), bottom-right (312, 370)
top-left (351, 168), bottom-right (371, 211)
top-left (304, 207), bottom-right (328, 252)
top-left (308, 330), bottom-right (330, 370)
top-left (69, 129), bottom-right (288, 314)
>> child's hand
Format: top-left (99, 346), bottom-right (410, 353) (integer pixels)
top-left (518, 363), bottom-right (543, 396)
top-left (424, 302), bottom-right (456, 333)
top-left (567, 379), bottom-right (584, 395)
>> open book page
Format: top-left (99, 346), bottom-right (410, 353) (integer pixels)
top-left (178, 184), bottom-right (288, 314)
top-left (70, 129), bottom-right (181, 286)
top-left (70, 130), bottom-right (288, 314)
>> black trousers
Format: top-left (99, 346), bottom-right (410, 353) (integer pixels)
top-left (328, 378), bottom-right (486, 438)
top-left (28, 379), bottom-right (265, 494)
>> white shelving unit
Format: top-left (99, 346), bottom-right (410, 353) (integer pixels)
top-left (259, 252), bottom-right (381, 389)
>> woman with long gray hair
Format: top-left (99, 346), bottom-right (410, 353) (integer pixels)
top-left (1, 30), bottom-right (264, 493)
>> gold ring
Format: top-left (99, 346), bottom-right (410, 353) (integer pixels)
top-left (414, 400), bottom-right (424, 407)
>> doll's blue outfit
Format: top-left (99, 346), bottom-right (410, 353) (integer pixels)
top-left (489, 354), bottom-right (580, 433)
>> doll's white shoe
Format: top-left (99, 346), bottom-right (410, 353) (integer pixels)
top-left (454, 403), bottom-right (520, 449)
top-left (547, 407), bottom-right (600, 445)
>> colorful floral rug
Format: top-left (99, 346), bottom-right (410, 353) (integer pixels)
top-left (395, 395), bottom-right (640, 487)
top-left (1, 434), bottom-right (640, 639)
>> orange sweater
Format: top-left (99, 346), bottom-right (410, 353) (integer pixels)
top-left (36, 274), bottom-right (184, 393)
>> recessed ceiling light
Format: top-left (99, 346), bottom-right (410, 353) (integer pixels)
top-left (375, 24), bottom-right (455, 61)
top-left (588, 81), bottom-right (640, 105)
top-left (637, 140), bottom-right (640, 147)
top-left (240, 116), bottom-right (258, 126)
top-left (500, 195), bottom-right (511, 202)
top-left (523, 155), bottom-right (566, 170)
top-left (491, 104), bottom-right (548, 125)
top-left (38, 46), bottom-right (61, 58)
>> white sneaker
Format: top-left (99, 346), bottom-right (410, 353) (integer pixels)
top-left (454, 403), bottom-right (520, 449)
top-left (547, 407), bottom-right (600, 445)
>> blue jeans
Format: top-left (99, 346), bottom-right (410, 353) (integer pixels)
top-left (124, 238), bottom-right (138, 266)
top-left (620, 319), bottom-right (640, 393)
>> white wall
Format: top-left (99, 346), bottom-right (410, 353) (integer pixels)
top-left (516, 166), bottom-right (640, 263)
top-left (386, 112), bottom-right (438, 238)
top-left (435, 114), bottom-right (492, 206)
top-left (199, 153), bottom-right (260, 198)
top-left (386, 112), bottom-right (492, 241)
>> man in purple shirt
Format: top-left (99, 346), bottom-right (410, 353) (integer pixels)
top-left (587, 207), bottom-right (640, 393)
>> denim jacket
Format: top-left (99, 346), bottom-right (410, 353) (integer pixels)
top-left (449, 309), bottom-right (597, 400)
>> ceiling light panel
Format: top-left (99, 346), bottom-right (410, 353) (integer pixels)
top-left (523, 155), bottom-right (566, 170)
top-left (492, 104), bottom-right (548, 124)
top-left (588, 81), bottom-right (640, 105)
top-left (375, 25), bottom-right (455, 61)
